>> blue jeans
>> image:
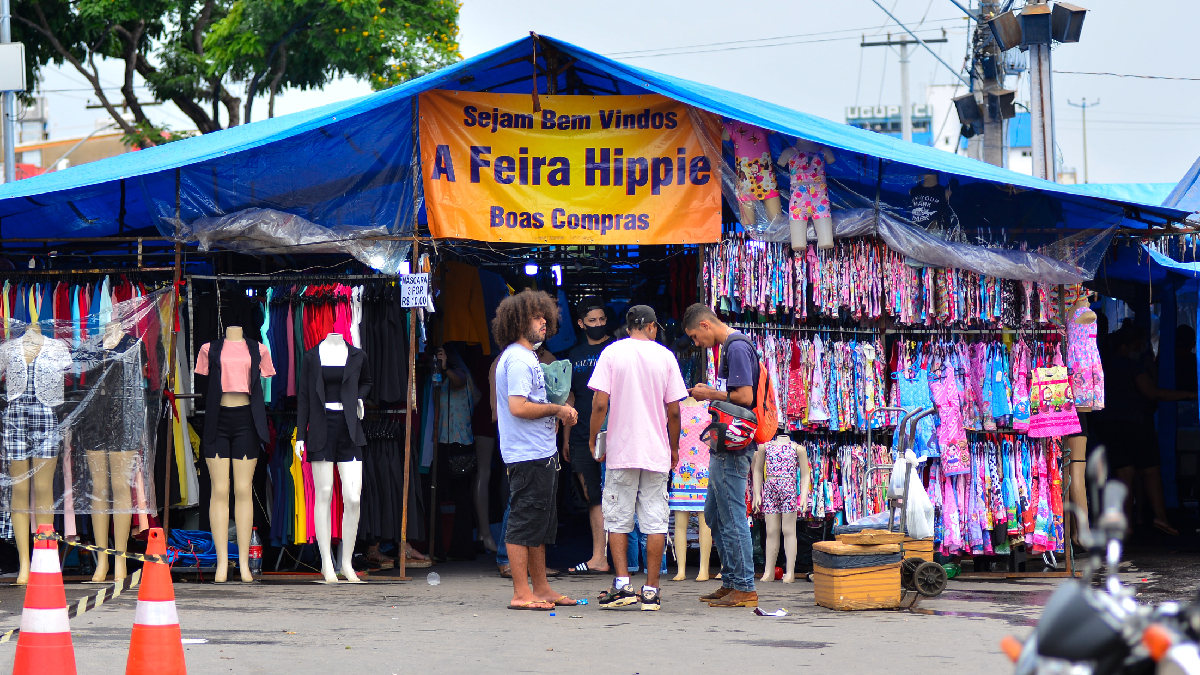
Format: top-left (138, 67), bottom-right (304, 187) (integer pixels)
top-left (705, 451), bottom-right (755, 592)
top-left (625, 520), bottom-right (668, 575)
top-left (494, 505), bottom-right (510, 566)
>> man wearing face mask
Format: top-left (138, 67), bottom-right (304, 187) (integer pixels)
top-left (563, 296), bottom-right (613, 576)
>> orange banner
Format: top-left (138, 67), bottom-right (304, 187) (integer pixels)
top-left (419, 90), bottom-right (721, 244)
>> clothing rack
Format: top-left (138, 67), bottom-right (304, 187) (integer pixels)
top-left (729, 323), bottom-right (881, 336)
top-left (885, 327), bottom-right (1065, 336)
top-left (0, 267), bottom-right (177, 275)
top-left (186, 273), bottom-right (397, 283)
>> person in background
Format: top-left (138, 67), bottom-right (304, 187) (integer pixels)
top-left (1175, 325), bottom-right (1197, 393)
top-left (491, 290), bottom-right (577, 610)
top-left (590, 306), bottom-right (686, 611)
top-left (1096, 326), bottom-right (1196, 537)
top-left (433, 345), bottom-right (480, 562)
top-left (563, 296), bottom-right (612, 576)
top-left (681, 303), bottom-right (760, 609)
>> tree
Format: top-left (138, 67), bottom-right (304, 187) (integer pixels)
top-left (12, 0), bottom-right (461, 145)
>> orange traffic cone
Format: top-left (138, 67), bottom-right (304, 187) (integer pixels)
top-left (126, 528), bottom-right (185, 675)
top-left (12, 524), bottom-right (76, 675)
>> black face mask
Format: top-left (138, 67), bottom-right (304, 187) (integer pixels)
top-left (583, 324), bottom-right (609, 341)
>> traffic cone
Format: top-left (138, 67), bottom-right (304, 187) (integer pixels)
top-left (12, 524), bottom-right (76, 675)
top-left (126, 528), bottom-right (185, 675)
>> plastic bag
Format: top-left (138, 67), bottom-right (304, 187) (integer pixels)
top-left (540, 360), bottom-right (572, 405)
top-left (888, 451), bottom-right (935, 540)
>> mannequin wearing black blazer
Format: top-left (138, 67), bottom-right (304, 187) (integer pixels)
top-left (295, 333), bottom-right (372, 583)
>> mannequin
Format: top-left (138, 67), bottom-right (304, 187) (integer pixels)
top-left (671, 511), bottom-right (715, 582)
top-left (1065, 292), bottom-right (1100, 544)
top-left (752, 435), bottom-right (811, 583)
top-left (1, 327), bottom-right (71, 585)
top-left (85, 321), bottom-right (143, 582)
top-left (196, 325), bottom-right (275, 583)
top-left (475, 436), bottom-right (496, 552)
top-left (721, 121), bottom-right (783, 229)
top-left (296, 332), bottom-right (370, 583)
top-left (778, 139), bottom-right (836, 249)
top-left (666, 397), bottom-right (717, 581)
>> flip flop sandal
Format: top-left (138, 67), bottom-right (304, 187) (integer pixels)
top-left (508, 601), bottom-right (553, 611)
top-left (548, 595), bottom-right (579, 606)
top-left (565, 562), bottom-right (609, 576)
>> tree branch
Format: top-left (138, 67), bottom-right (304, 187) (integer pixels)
top-left (268, 43), bottom-right (287, 118)
top-left (133, 53), bottom-right (220, 134)
top-left (193, 0), bottom-right (215, 55)
top-left (116, 21), bottom-right (149, 124)
top-left (20, 3), bottom-right (137, 135)
top-left (244, 12), bottom-right (312, 124)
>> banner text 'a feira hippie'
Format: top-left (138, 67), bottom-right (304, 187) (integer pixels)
top-left (418, 91), bottom-right (721, 244)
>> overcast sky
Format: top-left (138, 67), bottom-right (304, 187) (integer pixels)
top-left (32, 0), bottom-right (1200, 185)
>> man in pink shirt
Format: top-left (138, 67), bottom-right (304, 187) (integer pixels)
top-left (588, 305), bottom-right (686, 612)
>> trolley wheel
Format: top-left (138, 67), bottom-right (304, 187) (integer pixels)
top-left (900, 557), bottom-right (922, 591)
top-left (913, 561), bottom-right (947, 597)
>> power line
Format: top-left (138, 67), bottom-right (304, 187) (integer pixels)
top-left (603, 19), bottom-right (964, 58)
top-left (1054, 70), bottom-right (1200, 82)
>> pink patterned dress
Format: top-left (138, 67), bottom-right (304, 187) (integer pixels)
top-left (1067, 306), bottom-right (1104, 409)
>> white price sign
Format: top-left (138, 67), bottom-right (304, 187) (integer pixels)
top-left (400, 273), bottom-right (430, 308)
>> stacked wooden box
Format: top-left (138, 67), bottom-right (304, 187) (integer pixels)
top-left (812, 530), bottom-right (904, 610)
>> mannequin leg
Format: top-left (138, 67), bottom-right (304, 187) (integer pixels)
top-left (206, 457), bottom-right (232, 583)
top-left (781, 512), bottom-right (798, 583)
top-left (475, 437), bottom-right (496, 552)
top-left (764, 195), bottom-right (783, 222)
top-left (108, 452), bottom-right (135, 582)
top-left (672, 511), bottom-right (688, 581)
top-left (32, 457), bottom-right (57, 529)
top-left (696, 513), bottom-right (713, 582)
top-left (9, 458), bottom-right (31, 585)
top-left (310, 461), bottom-right (338, 583)
top-left (1066, 435), bottom-right (1087, 546)
top-left (232, 459), bottom-right (257, 582)
top-left (337, 461), bottom-right (364, 583)
top-left (761, 513), bottom-right (782, 583)
top-left (737, 201), bottom-right (756, 227)
top-left (87, 451), bottom-right (111, 582)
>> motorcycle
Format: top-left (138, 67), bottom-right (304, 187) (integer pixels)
top-left (1001, 448), bottom-right (1200, 675)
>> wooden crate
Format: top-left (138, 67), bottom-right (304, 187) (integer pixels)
top-left (903, 537), bottom-right (935, 561)
top-left (836, 530), bottom-right (904, 546)
top-left (813, 563), bottom-right (902, 610)
top-left (814, 541), bottom-right (900, 556)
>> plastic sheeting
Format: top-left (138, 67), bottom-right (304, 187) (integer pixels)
top-left (0, 288), bottom-right (173, 518)
top-left (185, 207), bottom-right (411, 274)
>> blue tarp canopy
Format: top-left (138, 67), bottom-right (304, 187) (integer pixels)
top-left (0, 34), bottom-right (1191, 242)
top-left (1164, 156), bottom-right (1200, 214)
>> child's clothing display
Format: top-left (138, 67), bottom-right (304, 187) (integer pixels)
top-left (1067, 305), bottom-right (1104, 410)
top-left (785, 151), bottom-right (831, 222)
top-left (760, 438), bottom-right (800, 514)
top-left (723, 121), bottom-right (779, 202)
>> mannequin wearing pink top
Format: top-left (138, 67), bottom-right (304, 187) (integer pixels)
top-left (722, 121), bottom-right (783, 228)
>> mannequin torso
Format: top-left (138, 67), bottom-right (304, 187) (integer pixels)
top-left (220, 327), bottom-right (251, 407)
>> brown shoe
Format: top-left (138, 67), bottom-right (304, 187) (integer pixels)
top-left (709, 590), bottom-right (758, 608)
top-left (498, 564), bottom-right (512, 578)
top-left (699, 586), bottom-right (732, 602)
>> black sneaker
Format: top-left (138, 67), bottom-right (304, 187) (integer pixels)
top-left (597, 584), bottom-right (638, 609)
top-left (640, 586), bottom-right (661, 612)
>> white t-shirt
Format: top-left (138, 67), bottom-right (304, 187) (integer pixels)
top-left (588, 338), bottom-right (688, 473)
top-left (494, 343), bottom-right (557, 464)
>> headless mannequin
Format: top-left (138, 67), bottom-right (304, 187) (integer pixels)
top-left (752, 437), bottom-right (811, 583)
top-left (1067, 295), bottom-right (1096, 544)
top-left (474, 437), bottom-right (496, 552)
top-left (721, 126), bottom-right (783, 227)
top-left (207, 326), bottom-right (259, 583)
top-left (777, 139), bottom-right (836, 250)
top-left (9, 328), bottom-right (61, 585)
top-left (671, 511), bottom-right (714, 582)
top-left (295, 333), bottom-right (365, 583)
top-left (89, 321), bottom-right (135, 582)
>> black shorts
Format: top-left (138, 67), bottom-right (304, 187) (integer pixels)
top-left (1066, 411), bottom-right (1089, 439)
top-left (203, 405), bottom-right (261, 461)
top-left (1097, 418), bottom-right (1159, 471)
top-left (505, 454), bottom-right (560, 548)
top-left (570, 441), bottom-right (602, 507)
top-left (305, 411), bottom-right (363, 463)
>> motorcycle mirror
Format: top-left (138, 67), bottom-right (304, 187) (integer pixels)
top-left (1100, 481), bottom-right (1128, 536)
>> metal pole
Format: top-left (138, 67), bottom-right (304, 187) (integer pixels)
top-left (1068, 98), bottom-right (1098, 184)
top-left (868, 0), bottom-right (970, 87)
top-left (1029, 41), bottom-right (1056, 181)
top-left (899, 41), bottom-right (912, 143)
top-left (1, 0), bottom-right (16, 184)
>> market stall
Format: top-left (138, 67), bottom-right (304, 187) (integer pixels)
top-left (0, 33), bottom-right (1193, 586)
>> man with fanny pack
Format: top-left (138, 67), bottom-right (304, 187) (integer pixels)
top-left (683, 303), bottom-right (760, 609)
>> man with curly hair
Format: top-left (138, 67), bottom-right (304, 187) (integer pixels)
top-left (492, 290), bottom-right (579, 610)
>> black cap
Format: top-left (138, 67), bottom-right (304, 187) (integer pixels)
top-left (626, 305), bottom-right (658, 328)
top-left (577, 295), bottom-right (606, 319)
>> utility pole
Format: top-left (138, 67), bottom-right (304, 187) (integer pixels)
top-left (1067, 98), bottom-right (1099, 183)
top-left (1026, 2), bottom-right (1056, 181)
top-left (1, 0), bottom-right (15, 184)
top-left (861, 33), bottom-right (948, 144)
top-left (975, 1), bottom-right (1007, 168)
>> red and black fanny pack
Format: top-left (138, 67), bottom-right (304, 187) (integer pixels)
top-left (701, 400), bottom-right (758, 453)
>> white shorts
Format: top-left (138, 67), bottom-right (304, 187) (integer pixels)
top-left (602, 468), bottom-right (670, 535)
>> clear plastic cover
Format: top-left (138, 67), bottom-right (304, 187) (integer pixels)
top-left (0, 288), bottom-right (174, 519)
top-left (181, 207), bottom-right (412, 275)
